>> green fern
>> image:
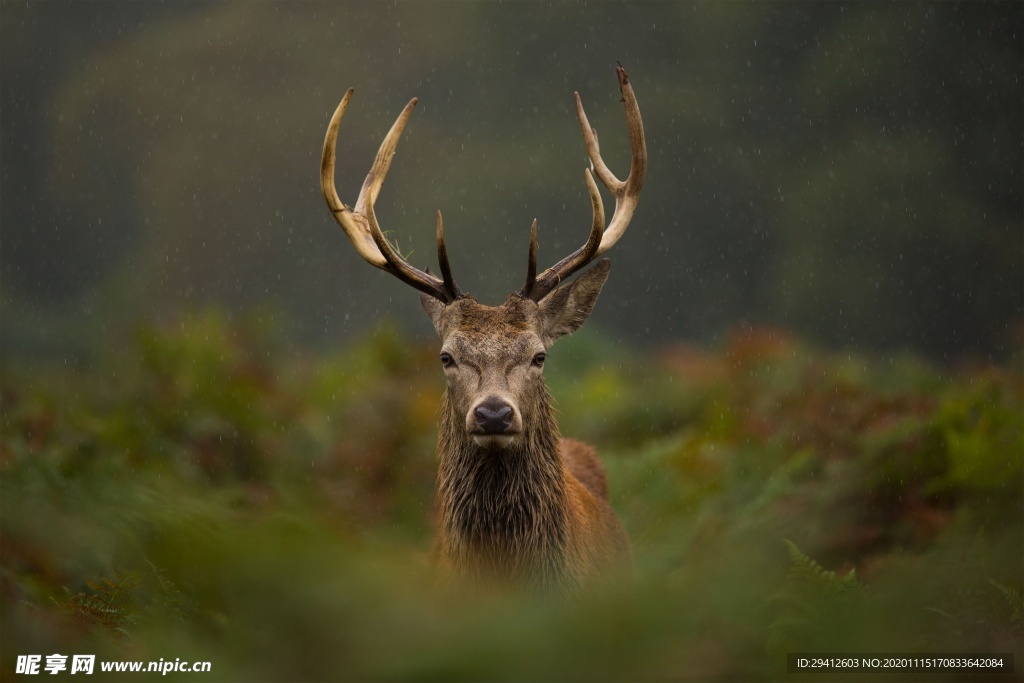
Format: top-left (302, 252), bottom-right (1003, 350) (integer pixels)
top-left (989, 579), bottom-right (1023, 625)
top-left (784, 539), bottom-right (860, 598)
top-left (61, 569), bottom-right (142, 638)
top-left (58, 563), bottom-right (190, 639)
top-left (146, 559), bottom-right (189, 622)
top-left (767, 541), bottom-right (863, 654)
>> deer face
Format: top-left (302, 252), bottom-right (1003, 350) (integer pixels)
top-left (421, 261), bottom-right (611, 450)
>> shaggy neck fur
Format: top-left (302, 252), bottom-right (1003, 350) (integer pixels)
top-left (436, 383), bottom-right (573, 592)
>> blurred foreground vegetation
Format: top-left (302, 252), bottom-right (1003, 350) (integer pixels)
top-left (1, 312), bottom-right (1022, 681)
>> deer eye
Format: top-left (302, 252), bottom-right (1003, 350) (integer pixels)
top-left (532, 352), bottom-right (547, 368)
top-left (439, 352), bottom-right (455, 368)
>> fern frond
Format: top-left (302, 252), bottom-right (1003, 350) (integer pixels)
top-left (784, 540), bottom-right (860, 598)
top-left (989, 579), bottom-right (1023, 624)
top-left (61, 568), bottom-right (142, 637)
top-left (767, 541), bottom-right (865, 654)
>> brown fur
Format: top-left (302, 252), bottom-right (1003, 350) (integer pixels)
top-left (423, 265), bottom-right (631, 596)
top-left (561, 438), bottom-right (609, 500)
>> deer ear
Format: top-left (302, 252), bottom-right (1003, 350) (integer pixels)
top-left (538, 259), bottom-right (611, 344)
top-left (420, 292), bottom-right (447, 336)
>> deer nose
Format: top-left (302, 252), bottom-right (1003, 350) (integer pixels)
top-left (474, 398), bottom-right (514, 434)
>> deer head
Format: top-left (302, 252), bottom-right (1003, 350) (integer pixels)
top-left (320, 67), bottom-right (646, 454)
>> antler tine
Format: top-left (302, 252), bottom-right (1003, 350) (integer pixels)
top-left (521, 219), bottom-right (539, 297)
top-left (525, 66), bottom-right (646, 302)
top-left (436, 211), bottom-right (461, 299)
top-left (592, 65), bottom-right (647, 256)
top-left (574, 94), bottom-right (619, 191)
top-left (526, 170), bottom-right (605, 299)
top-left (321, 89), bottom-right (386, 268)
top-left (320, 90), bottom-right (460, 303)
top-left (355, 97), bottom-right (416, 214)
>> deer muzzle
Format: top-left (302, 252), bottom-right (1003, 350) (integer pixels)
top-left (468, 395), bottom-right (521, 449)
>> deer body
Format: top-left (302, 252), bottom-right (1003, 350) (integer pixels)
top-left (320, 68), bottom-right (646, 595)
top-left (427, 294), bottom-right (631, 593)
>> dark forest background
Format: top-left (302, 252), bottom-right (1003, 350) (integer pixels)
top-left (2, 1), bottom-right (1021, 363)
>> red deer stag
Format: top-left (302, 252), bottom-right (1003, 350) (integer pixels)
top-left (320, 67), bottom-right (646, 595)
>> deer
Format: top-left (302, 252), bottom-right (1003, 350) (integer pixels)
top-left (319, 67), bottom-right (646, 596)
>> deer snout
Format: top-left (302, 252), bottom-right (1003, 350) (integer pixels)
top-left (474, 400), bottom-right (514, 433)
top-left (468, 396), bottom-right (521, 449)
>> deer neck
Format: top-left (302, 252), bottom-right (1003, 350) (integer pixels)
top-left (436, 385), bottom-right (571, 586)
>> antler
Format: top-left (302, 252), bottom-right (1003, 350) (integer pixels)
top-left (522, 65), bottom-right (647, 302)
top-left (321, 89), bottom-right (462, 303)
